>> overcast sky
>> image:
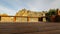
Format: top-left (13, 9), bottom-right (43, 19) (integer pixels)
top-left (0, 0), bottom-right (60, 15)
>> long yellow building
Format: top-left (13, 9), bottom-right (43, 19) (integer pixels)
top-left (0, 9), bottom-right (47, 22)
top-left (0, 14), bottom-right (14, 22)
top-left (15, 8), bottom-right (46, 22)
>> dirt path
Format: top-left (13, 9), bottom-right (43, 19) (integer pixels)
top-left (0, 22), bottom-right (60, 34)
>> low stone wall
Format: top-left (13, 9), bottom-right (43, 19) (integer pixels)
top-left (16, 17), bottom-right (27, 22)
top-left (1, 17), bottom-right (14, 22)
top-left (16, 17), bottom-right (38, 22)
top-left (0, 17), bottom-right (46, 22)
top-left (29, 18), bottom-right (38, 22)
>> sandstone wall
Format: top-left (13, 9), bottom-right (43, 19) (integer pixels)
top-left (16, 17), bottom-right (27, 22)
top-left (15, 9), bottom-right (47, 22)
top-left (29, 18), bottom-right (38, 22)
top-left (1, 17), bottom-right (14, 22)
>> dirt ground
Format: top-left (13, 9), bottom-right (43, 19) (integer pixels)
top-left (0, 22), bottom-right (60, 34)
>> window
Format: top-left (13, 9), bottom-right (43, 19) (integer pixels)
top-left (38, 17), bottom-right (43, 21)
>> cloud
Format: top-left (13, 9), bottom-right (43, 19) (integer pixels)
top-left (25, 0), bottom-right (60, 11)
top-left (25, 0), bottom-right (50, 11)
top-left (0, 0), bottom-right (22, 10)
top-left (0, 0), bottom-right (60, 14)
top-left (1, 0), bottom-right (57, 11)
top-left (50, 0), bottom-right (60, 9)
top-left (0, 6), bottom-right (16, 16)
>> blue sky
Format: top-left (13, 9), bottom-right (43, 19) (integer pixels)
top-left (0, 0), bottom-right (60, 15)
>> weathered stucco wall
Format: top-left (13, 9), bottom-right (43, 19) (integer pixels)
top-left (29, 18), bottom-right (38, 22)
top-left (15, 17), bottom-right (38, 22)
top-left (16, 17), bottom-right (27, 22)
top-left (1, 17), bottom-right (13, 22)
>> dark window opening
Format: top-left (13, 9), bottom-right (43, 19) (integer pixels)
top-left (38, 17), bottom-right (43, 22)
top-left (0, 16), bottom-right (1, 21)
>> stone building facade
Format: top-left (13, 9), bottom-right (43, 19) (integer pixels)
top-left (15, 9), bottom-right (46, 22)
top-left (0, 14), bottom-right (14, 22)
top-left (0, 9), bottom-right (47, 22)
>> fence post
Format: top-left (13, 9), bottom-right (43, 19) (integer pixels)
top-left (0, 16), bottom-right (1, 21)
top-left (14, 16), bottom-right (16, 22)
top-left (42, 13), bottom-right (46, 22)
top-left (27, 16), bottom-right (29, 22)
